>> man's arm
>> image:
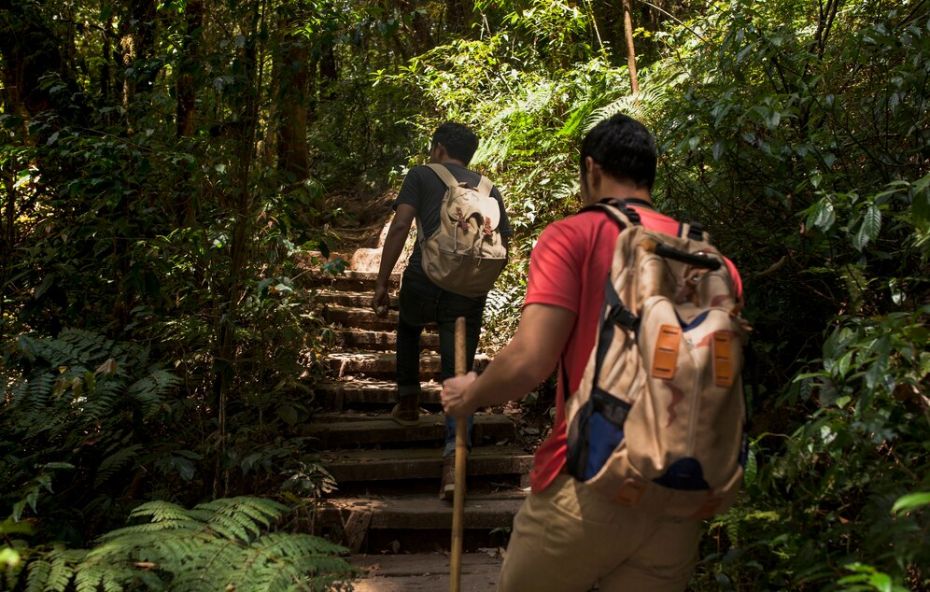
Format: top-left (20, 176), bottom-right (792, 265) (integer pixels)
top-left (441, 303), bottom-right (576, 417)
top-left (372, 203), bottom-right (416, 313)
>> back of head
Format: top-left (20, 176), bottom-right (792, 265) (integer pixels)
top-left (432, 122), bottom-right (479, 165)
top-left (580, 114), bottom-right (657, 190)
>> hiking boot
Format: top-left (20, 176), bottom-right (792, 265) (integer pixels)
top-left (439, 455), bottom-right (464, 502)
top-left (390, 386), bottom-right (420, 426)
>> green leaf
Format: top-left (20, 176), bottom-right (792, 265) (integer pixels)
top-left (912, 177), bottom-right (930, 228)
top-left (0, 518), bottom-right (34, 536)
top-left (891, 492), bottom-right (930, 514)
top-left (854, 205), bottom-right (881, 250)
top-left (809, 199), bottom-right (835, 231)
top-left (743, 447), bottom-right (758, 486)
top-left (0, 547), bottom-right (21, 569)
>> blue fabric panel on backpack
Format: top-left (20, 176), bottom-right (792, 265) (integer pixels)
top-left (675, 310), bottom-right (710, 331)
top-left (583, 412), bottom-right (624, 480)
top-left (652, 457), bottom-right (710, 490)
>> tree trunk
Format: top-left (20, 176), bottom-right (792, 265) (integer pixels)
top-left (319, 37), bottom-right (338, 101)
top-left (0, 170), bottom-right (12, 347)
top-left (275, 28), bottom-right (310, 183)
top-left (176, 0), bottom-right (204, 137)
top-left (621, 0), bottom-right (639, 93)
top-left (118, 0), bottom-right (158, 113)
top-left (211, 0), bottom-right (265, 498)
top-left (445, 0), bottom-right (470, 34)
top-left (0, 0), bottom-right (70, 118)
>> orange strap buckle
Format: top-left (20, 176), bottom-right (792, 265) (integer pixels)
top-left (713, 331), bottom-right (735, 387)
top-left (652, 324), bottom-right (681, 380)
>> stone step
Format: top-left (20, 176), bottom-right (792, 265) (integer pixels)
top-left (316, 379), bottom-right (442, 410)
top-left (316, 492), bottom-right (524, 552)
top-left (325, 352), bottom-right (490, 380)
top-left (317, 445), bottom-right (533, 483)
top-left (335, 328), bottom-right (439, 352)
top-left (316, 290), bottom-right (399, 309)
top-left (303, 413), bottom-right (514, 448)
top-left (300, 250), bottom-right (354, 265)
top-left (352, 553), bottom-right (501, 592)
top-left (309, 270), bottom-right (399, 291)
top-left (323, 304), bottom-right (401, 331)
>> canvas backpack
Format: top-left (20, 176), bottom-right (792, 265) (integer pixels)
top-left (417, 164), bottom-right (508, 298)
top-left (564, 199), bottom-right (749, 519)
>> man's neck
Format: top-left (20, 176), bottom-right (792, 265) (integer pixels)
top-left (584, 178), bottom-right (652, 207)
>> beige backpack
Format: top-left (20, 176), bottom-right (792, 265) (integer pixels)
top-left (418, 164), bottom-right (507, 297)
top-left (565, 200), bottom-right (748, 519)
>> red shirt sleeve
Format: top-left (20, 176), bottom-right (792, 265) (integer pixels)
top-left (524, 222), bottom-right (583, 313)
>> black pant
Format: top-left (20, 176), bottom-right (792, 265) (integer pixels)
top-left (396, 269), bottom-right (484, 455)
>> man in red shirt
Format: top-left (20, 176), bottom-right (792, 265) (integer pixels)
top-left (441, 114), bottom-right (743, 591)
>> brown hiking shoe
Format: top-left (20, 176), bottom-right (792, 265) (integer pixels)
top-left (439, 456), bottom-right (461, 502)
top-left (390, 388), bottom-right (419, 426)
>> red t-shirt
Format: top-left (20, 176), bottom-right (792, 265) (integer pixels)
top-left (525, 203), bottom-right (744, 493)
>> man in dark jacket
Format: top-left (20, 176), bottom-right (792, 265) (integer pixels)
top-left (373, 122), bottom-right (511, 500)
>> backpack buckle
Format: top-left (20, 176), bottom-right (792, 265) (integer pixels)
top-left (608, 305), bottom-right (640, 333)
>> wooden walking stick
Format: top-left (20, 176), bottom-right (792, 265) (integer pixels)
top-left (450, 316), bottom-right (467, 592)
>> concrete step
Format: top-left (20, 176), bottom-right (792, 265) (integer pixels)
top-left (316, 379), bottom-right (442, 410)
top-left (316, 290), bottom-right (399, 309)
top-left (316, 491), bottom-right (524, 552)
top-left (317, 445), bottom-right (533, 483)
top-left (303, 413), bottom-right (514, 448)
top-left (352, 552), bottom-right (501, 592)
top-left (325, 352), bottom-right (490, 380)
top-left (335, 328), bottom-right (439, 352)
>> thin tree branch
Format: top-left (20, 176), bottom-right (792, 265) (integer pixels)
top-left (637, 0), bottom-right (709, 43)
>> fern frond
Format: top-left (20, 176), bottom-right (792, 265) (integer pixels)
top-left (24, 497), bottom-right (352, 592)
top-left (25, 559), bottom-right (51, 592)
top-left (199, 497), bottom-right (288, 530)
top-left (45, 550), bottom-right (77, 592)
top-left (254, 533), bottom-right (347, 558)
top-left (94, 444), bottom-right (143, 488)
top-left (128, 500), bottom-right (191, 523)
top-left (127, 369), bottom-right (179, 416)
top-left (582, 86), bottom-right (666, 133)
top-left (74, 566), bottom-right (105, 592)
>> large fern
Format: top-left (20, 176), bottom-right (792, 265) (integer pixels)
top-left (11, 329), bottom-right (176, 439)
top-left (22, 497), bottom-right (355, 592)
top-left (2, 329), bottom-right (186, 546)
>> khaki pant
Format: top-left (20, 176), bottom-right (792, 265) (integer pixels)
top-left (498, 475), bottom-right (701, 592)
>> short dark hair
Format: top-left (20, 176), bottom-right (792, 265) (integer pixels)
top-left (579, 114), bottom-right (657, 189)
top-left (431, 122), bottom-right (479, 164)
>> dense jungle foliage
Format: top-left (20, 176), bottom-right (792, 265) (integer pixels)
top-left (1, 0), bottom-right (928, 590)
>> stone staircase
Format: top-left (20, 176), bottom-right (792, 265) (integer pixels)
top-left (304, 225), bottom-right (531, 590)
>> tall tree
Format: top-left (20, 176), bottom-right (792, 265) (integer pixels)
top-left (176, 0), bottom-right (204, 137)
top-left (621, 0), bottom-right (639, 93)
top-left (275, 19), bottom-right (310, 183)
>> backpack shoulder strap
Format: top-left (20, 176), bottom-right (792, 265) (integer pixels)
top-left (476, 175), bottom-right (493, 199)
top-left (579, 198), bottom-right (641, 229)
top-left (426, 164), bottom-right (494, 199)
top-left (425, 163), bottom-right (460, 189)
top-left (678, 221), bottom-right (711, 243)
